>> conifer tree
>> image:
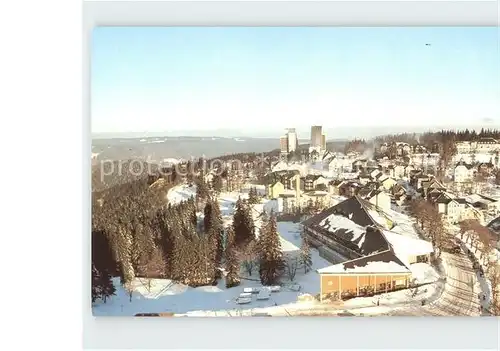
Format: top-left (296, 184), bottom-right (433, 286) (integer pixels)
top-left (224, 225), bottom-right (235, 252)
top-left (232, 197), bottom-right (255, 247)
top-left (248, 187), bottom-right (260, 204)
top-left (99, 270), bottom-right (116, 303)
top-left (225, 242), bottom-right (241, 288)
top-left (258, 213), bottom-right (284, 285)
top-left (212, 174), bottom-right (223, 194)
top-left (300, 237), bottom-right (313, 274)
top-left (91, 263), bottom-right (102, 303)
top-left (204, 199), bottom-right (224, 278)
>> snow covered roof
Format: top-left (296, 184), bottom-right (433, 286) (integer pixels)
top-left (302, 197), bottom-right (392, 256)
top-left (305, 190), bottom-right (329, 197)
top-left (465, 194), bottom-right (498, 205)
top-left (382, 230), bottom-right (434, 258)
top-left (305, 195), bottom-right (435, 274)
top-left (317, 250), bottom-right (410, 274)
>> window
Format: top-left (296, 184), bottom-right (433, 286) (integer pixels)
top-left (395, 279), bottom-right (405, 286)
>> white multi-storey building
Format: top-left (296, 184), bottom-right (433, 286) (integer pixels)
top-left (456, 138), bottom-right (500, 154)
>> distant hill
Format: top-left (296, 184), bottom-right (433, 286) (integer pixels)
top-left (92, 160), bottom-right (158, 192)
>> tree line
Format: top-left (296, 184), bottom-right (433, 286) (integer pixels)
top-left (92, 172), bottom-right (311, 304)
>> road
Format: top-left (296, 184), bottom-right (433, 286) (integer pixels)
top-left (382, 251), bottom-right (481, 316)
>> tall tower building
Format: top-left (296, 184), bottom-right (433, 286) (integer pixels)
top-left (311, 126), bottom-right (322, 148)
top-left (321, 134), bottom-right (326, 151)
top-left (286, 128), bottom-right (298, 153)
top-left (280, 136), bottom-right (288, 153)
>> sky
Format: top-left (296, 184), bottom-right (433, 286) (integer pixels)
top-left (91, 27), bottom-right (499, 137)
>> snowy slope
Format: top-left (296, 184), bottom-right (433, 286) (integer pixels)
top-left (166, 184), bottom-right (197, 204)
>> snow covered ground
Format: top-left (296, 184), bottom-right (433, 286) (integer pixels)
top-left (94, 183), bottom-right (441, 316)
top-left (93, 220), bottom-right (333, 317)
top-left (341, 263), bottom-right (441, 312)
top-left (93, 217), bottom-right (440, 316)
top-left (166, 184), bottom-right (197, 204)
top-left (453, 153), bottom-right (496, 165)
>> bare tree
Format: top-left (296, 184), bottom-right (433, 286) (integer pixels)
top-left (427, 210), bottom-right (447, 257)
top-left (458, 219), bottom-right (474, 240)
top-left (284, 254), bottom-right (300, 282)
top-left (487, 262), bottom-right (500, 315)
top-left (239, 240), bottom-right (258, 277)
top-left (469, 221), bottom-right (495, 265)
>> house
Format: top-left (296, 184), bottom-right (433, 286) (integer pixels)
top-left (459, 203), bottom-right (485, 224)
top-left (280, 170), bottom-right (301, 190)
top-left (412, 144), bottom-right (427, 154)
top-left (358, 188), bottom-right (391, 212)
top-left (358, 172), bottom-right (372, 185)
top-left (433, 193), bottom-right (462, 223)
top-left (431, 193), bottom-right (482, 224)
top-left (301, 190), bottom-right (331, 210)
top-left (379, 143), bottom-right (389, 153)
top-left (465, 194), bottom-right (500, 216)
top-left (266, 181), bottom-right (285, 199)
top-left (338, 181), bottom-right (362, 198)
top-left (279, 193), bottom-right (298, 214)
top-left (477, 162), bottom-right (495, 176)
top-left (302, 174), bottom-right (328, 192)
top-left (456, 141), bottom-right (472, 154)
top-left (301, 196), bottom-right (433, 300)
top-left (404, 165), bottom-right (415, 177)
top-left (411, 174), bottom-right (432, 192)
top-left (396, 142), bottom-right (411, 156)
top-left (370, 169), bottom-right (382, 180)
top-left (476, 137), bottom-right (500, 153)
top-left (380, 176), bottom-right (397, 191)
top-left (352, 159), bottom-right (367, 172)
top-left (329, 180), bottom-right (344, 195)
top-left (454, 161), bottom-right (475, 183)
top-left (392, 184), bottom-right (409, 205)
top-left (393, 165), bottom-right (406, 179)
top-left (384, 165), bottom-right (396, 178)
top-left (326, 154), bottom-right (354, 174)
top-left (420, 178), bottom-right (446, 199)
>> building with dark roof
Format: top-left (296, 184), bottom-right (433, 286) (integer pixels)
top-left (301, 196), bottom-right (433, 300)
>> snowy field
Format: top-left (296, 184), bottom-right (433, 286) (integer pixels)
top-left (166, 184), bottom-right (197, 204)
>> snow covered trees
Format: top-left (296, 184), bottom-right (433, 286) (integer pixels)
top-left (258, 213), bottom-right (284, 285)
top-left (92, 263), bottom-right (116, 303)
top-left (299, 237), bottom-right (313, 274)
top-left (248, 187), bottom-right (260, 204)
top-left (205, 199), bottom-right (224, 279)
top-left (91, 229), bottom-right (118, 303)
top-left (224, 226), bottom-right (241, 288)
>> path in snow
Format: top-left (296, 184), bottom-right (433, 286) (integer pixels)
top-left (383, 250), bottom-right (481, 316)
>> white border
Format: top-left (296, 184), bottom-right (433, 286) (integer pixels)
top-left (83, 1), bottom-right (500, 349)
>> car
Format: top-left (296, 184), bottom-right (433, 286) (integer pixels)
top-left (134, 313), bottom-right (160, 317)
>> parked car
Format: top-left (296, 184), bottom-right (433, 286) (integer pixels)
top-left (135, 313), bottom-right (160, 317)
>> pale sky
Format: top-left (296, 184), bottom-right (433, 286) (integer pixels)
top-left (91, 27), bottom-right (499, 135)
